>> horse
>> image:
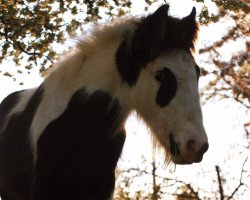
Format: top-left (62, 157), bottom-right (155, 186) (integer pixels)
top-left (0, 4), bottom-right (208, 200)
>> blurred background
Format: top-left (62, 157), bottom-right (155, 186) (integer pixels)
top-left (0, 0), bottom-right (249, 199)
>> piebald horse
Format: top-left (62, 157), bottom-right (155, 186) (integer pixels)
top-left (0, 5), bottom-right (208, 200)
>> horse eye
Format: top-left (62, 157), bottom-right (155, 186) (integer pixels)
top-left (155, 71), bottom-right (165, 82)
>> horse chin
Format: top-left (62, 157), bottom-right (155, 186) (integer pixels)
top-left (170, 154), bottom-right (204, 165)
top-left (171, 156), bottom-right (194, 165)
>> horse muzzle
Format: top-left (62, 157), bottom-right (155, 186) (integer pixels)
top-left (169, 134), bottom-right (209, 165)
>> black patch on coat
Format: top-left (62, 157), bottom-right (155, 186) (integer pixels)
top-left (0, 87), bottom-right (44, 200)
top-left (155, 68), bottom-right (177, 107)
top-left (33, 89), bottom-right (126, 200)
top-left (0, 91), bottom-right (20, 199)
top-left (116, 4), bottom-right (198, 86)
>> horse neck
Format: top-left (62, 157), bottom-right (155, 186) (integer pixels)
top-left (42, 45), bottom-right (132, 127)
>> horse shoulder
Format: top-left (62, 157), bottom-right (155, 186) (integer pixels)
top-left (32, 88), bottom-right (126, 200)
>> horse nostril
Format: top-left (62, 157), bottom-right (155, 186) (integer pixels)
top-left (199, 143), bottom-right (209, 155)
top-left (187, 140), bottom-right (196, 151)
top-left (169, 134), bottom-right (181, 156)
top-left (187, 141), bottom-right (209, 155)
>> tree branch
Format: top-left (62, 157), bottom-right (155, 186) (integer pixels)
top-left (186, 183), bottom-right (201, 200)
top-left (215, 165), bottom-right (225, 200)
top-left (16, 41), bottom-right (39, 56)
top-left (227, 157), bottom-right (248, 200)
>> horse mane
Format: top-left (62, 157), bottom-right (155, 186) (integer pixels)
top-left (76, 18), bottom-right (138, 56)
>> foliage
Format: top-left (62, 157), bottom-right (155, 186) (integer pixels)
top-left (194, 0), bottom-right (250, 137)
top-left (196, 0), bottom-right (250, 108)
top-left (114, 157), bottom-right (248, 200)
top-left (0, 0), bottom-right (131, 74)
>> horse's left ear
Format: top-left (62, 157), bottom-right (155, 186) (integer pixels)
top-left (180, 7), bottom-right (198, 50)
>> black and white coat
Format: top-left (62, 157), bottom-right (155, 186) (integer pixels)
top-left (0, 5), bottom-right (208, 200)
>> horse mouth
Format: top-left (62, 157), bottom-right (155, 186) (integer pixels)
top-left (169, 134), bottom-right (181, 157)
top-left (169, 134), bottom-right (208, 165)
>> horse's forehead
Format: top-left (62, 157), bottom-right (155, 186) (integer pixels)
top-left (148, 50), bottom-right (196, 72)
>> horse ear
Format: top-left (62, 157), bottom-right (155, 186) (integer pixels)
top-left (132, 4), bottom-right (170, 61)
top-left (139, 4), bottom-right (170, 58)
top-left (179, 7), bottom-right (198, 50)
top-left (116, 4), bottom-right (170, 86)
top-left (186, 7), bottom-right (196, 19)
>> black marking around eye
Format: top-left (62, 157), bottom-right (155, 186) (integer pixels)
top-left (155, 68), bottom-right (178, 107)
top-left (195, 64), bottom-right (200, 80)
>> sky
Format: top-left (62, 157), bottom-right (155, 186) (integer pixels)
top-left (0, 0), bottom-right (249, 199)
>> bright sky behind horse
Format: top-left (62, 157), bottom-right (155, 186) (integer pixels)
top-left (0, 0), bottom-right (249, 199)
